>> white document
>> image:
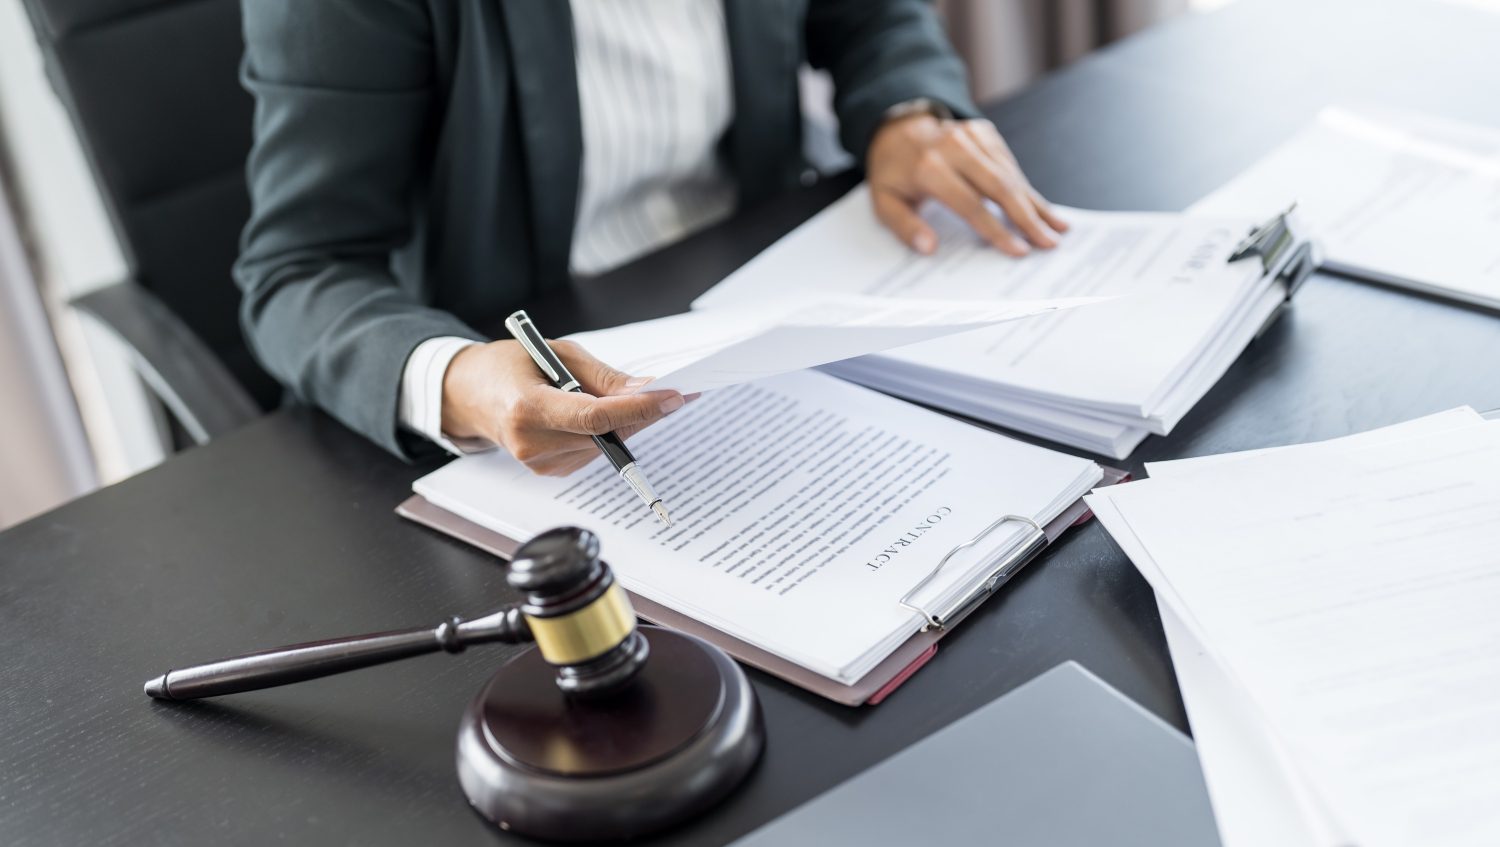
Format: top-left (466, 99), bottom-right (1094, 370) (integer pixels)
top-left (1091, 420), bottom-right (1500, 847)
top-left (1130, 408), bottom-right (1487, 847)
top-left (1089, 492), bottom-right (1347, 847)
top-left (692, 185), bottom-right (1280, 453)
top-left (1191, 105), bottom-right (1500, 310)
top-left (1146, 406), bottom-right (1487, 478)
top-left (566, 294), bottom-right (1103, 396)
top-left (416, 371), bottom-right (1100, 685)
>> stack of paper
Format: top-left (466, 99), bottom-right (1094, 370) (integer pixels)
top-left (1087, 408), bottom-right (1500, 846)
top-left (692, 186), bottom-right (1307, 458)
top-left (414, 370), bottom-right (1101, 687)
top-left (1192, 105), bottom-right (1500, 311)
top-left (566, 293), bottom-right (1105, 396)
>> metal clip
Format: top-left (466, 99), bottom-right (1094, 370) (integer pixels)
top-left (898, 514), bottom-right (1048, 632)
top-left (1228, 202), bottom-right (1299, 274)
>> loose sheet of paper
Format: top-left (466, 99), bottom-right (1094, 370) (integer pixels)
top-left (693, 186), bottom-right (1269, 415)
top-left (1146, 407), bottom-right (1487, 479)
top-left (1191, 105), bottom-right (1500, 309)
top-left (1094, 421), bottom-right (1500, 847)
top-left (567, 294), bottom-right (1103, 396)
top-left (416, 371), bottom-right (1100, 683)
top-left (1089, 491), bottom-right (1348, 847)
top-left (1122, 408), bottom-right (1486, 846)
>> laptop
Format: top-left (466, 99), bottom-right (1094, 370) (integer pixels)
top-left (731, 661), bottom-right (1220, 847)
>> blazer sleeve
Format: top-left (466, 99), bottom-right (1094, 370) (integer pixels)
top-left (234, 0), bottom-right (484, 459)
top-left (804, 0), bottom-right (981, 163)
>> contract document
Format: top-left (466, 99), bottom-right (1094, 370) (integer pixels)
top-left (415, 370), bottom-right (1101, 685)
top-left (564, 294), bottom-right (1103, 396)
top-left (1192, 105), bottom-right (1500, 311)
top-left (693, 185), bottom-right (1305, 458)
top-left (1088, 409), bottom-right (1500, 847)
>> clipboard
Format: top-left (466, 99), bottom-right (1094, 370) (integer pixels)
top-left (396, 466), bottom-right (1128, 707)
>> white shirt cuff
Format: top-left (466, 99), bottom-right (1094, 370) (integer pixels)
top-left (398, 336), bottom-right (494, 456)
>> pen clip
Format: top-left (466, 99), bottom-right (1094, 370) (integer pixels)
top-left (505, 310), bottom-right (566, 385)
top-left (898, 514), bottom-right (1047, 632)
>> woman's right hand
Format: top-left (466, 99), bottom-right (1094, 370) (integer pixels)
top-left (440, 339), bottom-right (686, 476)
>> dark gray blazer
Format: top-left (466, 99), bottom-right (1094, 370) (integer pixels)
top-left (234, 0), bottom-right (978, 458)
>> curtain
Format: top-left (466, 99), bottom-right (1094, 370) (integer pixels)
top-left (938, 0), bottom-right (1190, 102)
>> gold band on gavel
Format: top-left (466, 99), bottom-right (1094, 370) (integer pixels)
top-left (523, 582), bottom-right (636, 665)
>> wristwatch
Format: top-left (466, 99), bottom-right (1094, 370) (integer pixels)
top-left (881, 97), bottom-right (954, 124)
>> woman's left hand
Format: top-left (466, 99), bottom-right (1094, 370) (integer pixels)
top-left (866, 112), bottom-right (1069, 257)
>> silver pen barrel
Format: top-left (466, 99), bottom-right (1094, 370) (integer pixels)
top-left (621, 463), bottom-right (671, 526)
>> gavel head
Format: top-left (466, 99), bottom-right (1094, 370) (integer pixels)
top-left (507, 527), bottom-right (649, 698)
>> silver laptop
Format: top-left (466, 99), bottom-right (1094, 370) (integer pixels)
top-left (732, 661), bottom-right (1220, 847)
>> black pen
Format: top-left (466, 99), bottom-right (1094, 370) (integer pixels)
top-left (504, 310), bottom-right (671, 526)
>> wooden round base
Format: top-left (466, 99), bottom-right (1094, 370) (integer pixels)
top-left (456, 627), bottom-right (764, 842)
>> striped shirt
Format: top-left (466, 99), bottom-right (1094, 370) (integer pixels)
top-left (400, 0), bottom-right (737, 451)
top-left (569, 0), bottom-right (737, 274)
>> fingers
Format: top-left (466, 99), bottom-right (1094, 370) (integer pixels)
top-left (529, 449), bottom-right (604, 477)
top-left (502, 380), bottom-right (678, 465)
top-left (551, 339), bottom-right (641, 395)
top-left (530, 387), bottom-right (682, 436)
top-left (522, 392), bottom-right (699, 476)
top-left (613, 395), bottom-right (696, 440)
top-left (495, 338), bottom-right (693, 475)
top-left (969, 120), bottom-right (1020, 168)
top-left (945, 126), bottom-right (1059, 249)
top-left (966, 122), bottom-right (1070, 235)
top-left (915, 151), bottom-right (1030, 257)
top-left (947, 152), bottom-right (1058, 250)
top-left (872, 189), bottom-right (938, 254)
top-left (1030, 187), bottom-right (1071, 233)
top-left (869, 114), bottom-right (1068, 256)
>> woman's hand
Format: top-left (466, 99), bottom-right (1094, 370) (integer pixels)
top-left (440, 339), bottom-right (686, 476)
top-left (866, 113), bottom-right (1069, 257)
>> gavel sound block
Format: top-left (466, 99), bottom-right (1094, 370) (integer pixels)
top-left (144, 527), bottom-right (764, 842)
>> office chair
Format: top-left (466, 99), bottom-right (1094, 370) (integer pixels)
top-left (19, 0), bottom-right (276, 445)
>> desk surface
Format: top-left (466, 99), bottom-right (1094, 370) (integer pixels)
top-left (4, 1), bottom-right (1499, 844)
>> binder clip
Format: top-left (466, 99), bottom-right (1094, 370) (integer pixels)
top-left (1228, 202), bottom-right (1299, 271)
top-left (899, 515), bottom-right (1048, 632)
top-left (1229, 203), bottom-right (1321, 339)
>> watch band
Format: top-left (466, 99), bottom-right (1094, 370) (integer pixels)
top-left (881, 97), bottom-right (954, 124)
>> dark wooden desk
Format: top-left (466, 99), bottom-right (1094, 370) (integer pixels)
top-left (3, 1), bottom-right (1498, 844)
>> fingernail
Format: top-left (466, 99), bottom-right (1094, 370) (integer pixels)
top-left (914, 232), bottom-right (936, 254)
top-left (1008, 242), bottom-right (1031, 256)
top-left (658, 394), bottom-right (685, 414)
top-left (683, 392), bottom-right (702, 403)
top-left (624, 376), bottom-right (652, 390)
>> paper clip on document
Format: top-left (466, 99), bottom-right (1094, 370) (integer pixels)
top-left (899, 515), bottom-right (1048, 632)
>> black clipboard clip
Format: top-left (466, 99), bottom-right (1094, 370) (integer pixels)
top-left (1229, 203), bottom-right (1321, 339)
top-left (1229, 202), bottom-right (1299, 270)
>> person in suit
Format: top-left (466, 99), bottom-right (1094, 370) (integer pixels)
top-left (235, 0), bottom-right (1066, 474)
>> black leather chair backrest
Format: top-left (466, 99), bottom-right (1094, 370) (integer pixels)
top-left (20, 0), bottom-right (279, 409)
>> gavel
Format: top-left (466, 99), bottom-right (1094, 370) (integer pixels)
top-left (144, 527), bottom-right (764, 842)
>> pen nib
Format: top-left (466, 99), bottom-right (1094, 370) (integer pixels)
top-left (652, 501), bottom-right (672, 527)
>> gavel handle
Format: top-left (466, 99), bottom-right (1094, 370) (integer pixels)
top-left (144, 607), bottom-right (531, 701)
